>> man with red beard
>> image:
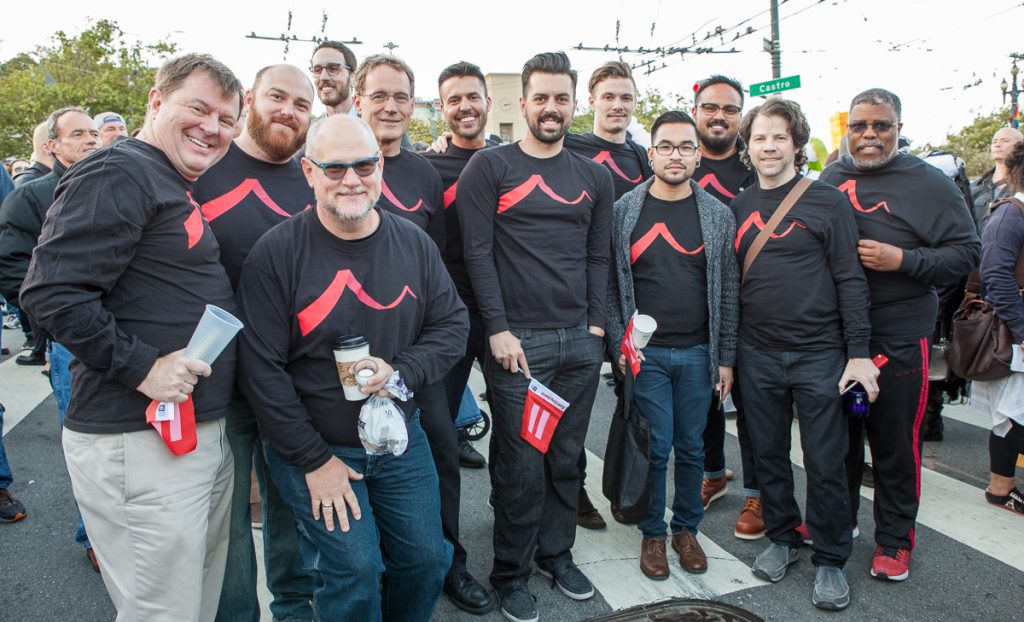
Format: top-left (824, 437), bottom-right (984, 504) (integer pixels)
top-left (310, 41), bottom-right (359, 118)
top-left (192, 63), bottom-right (316, 622)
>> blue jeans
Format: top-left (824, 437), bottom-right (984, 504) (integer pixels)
top-left (633, 345), bottom-right (713, 539)
top-left (264, 415), bottom-right (451, 622)
top-left (217, 397), bottom-right (314, 622)
top-left (0, 404), bottom-right (12, 489)
top-left (50, 341), bottom-right (90, 549)
top-left (454, 385), bottom-right (481, 429)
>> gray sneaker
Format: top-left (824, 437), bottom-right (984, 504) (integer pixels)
top-left (812, 565), bottom-right (850, 610)
top-left (751, 542), bottom-right (798, 583)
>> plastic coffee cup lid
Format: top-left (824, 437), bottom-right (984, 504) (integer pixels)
top-left (333, 335), bottom-right (368, 351)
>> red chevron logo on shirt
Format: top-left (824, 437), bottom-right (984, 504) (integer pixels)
top-left (381, 179), bottom-right (424, 212)
top-left (297, 269), bottom-right (418, 336)
top-left (592, 151), bottom-right (642, 183)
top-left (697, 173), bottom-right (736, 199)
top-left (735, 212), bottom-right (807, 252)
top-left (184, 192), bottom-right (205, 249)
top-left (497, 174), bottom-right (591, 214)
top-left (443, 182), bottom-right (458, 209)
top-left (630, 222), bottom-right (704, 264)
top-left (200, 179), bottom-right (309, 222)
top-left (837, 179), bottom-right (890, 214)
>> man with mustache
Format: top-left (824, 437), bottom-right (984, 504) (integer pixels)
top-left (459, 51), bottom-right (613, 622)
top-left (564, 60), bottom-right (653, 531)
top-left (819, 88), bottom-right (979, 583)
top-left (191, 63), bottom-right (316, 622)
top-left (310, 41), bottom-right (359, 118)
top-left (422, 60), bottom-right (498, 616)
top-left (691, 75), bottom-right (763, 543)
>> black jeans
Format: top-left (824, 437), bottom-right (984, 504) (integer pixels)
top-left (739, 340), bottom-right (851, 567)
top-left (846, 337), bottom-right (929, 550)
top-left (703, 376), bottom-right (759, 496)
top-left (443, 310), bottom-right (486, 422)
top-left (486, 326), bottom-right (603, 589)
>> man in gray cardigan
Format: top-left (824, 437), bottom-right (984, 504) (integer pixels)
top-left (606, 111), bottom-right (739, 579)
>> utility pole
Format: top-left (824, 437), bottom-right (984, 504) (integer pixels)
top-left (246, 10), bottom-right (362, 57)
top-left (770, 0), bottom-right (781, 79)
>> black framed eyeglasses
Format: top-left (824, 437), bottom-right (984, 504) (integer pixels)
top-left (654, 143), bottom-right (698, 156)
top-left (310, 63), bottom-right (350, 77)
top-left (698, 103), bottom-right (742, 117)
top-left (847, 120), bottom-right (898, 134)
top-left (305, 155), bottom-right (380, 179)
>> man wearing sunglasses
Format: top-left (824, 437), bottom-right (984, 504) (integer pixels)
top-left (309, 41), bottom-right (359, 118)
top-left (237, 114), bottom-right (468, 621)
top-left (191, 63), bottom-right (316, 622)
top-left (820, 88), bottom-right (979, 583)
top-left (692, 75), bottom-right (763, 544)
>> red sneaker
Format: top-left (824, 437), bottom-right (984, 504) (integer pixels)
top-left (871, 545), bottom-right (911, 581)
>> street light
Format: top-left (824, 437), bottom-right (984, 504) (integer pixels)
top-left (1002, 61), bottom-right (1021, 128)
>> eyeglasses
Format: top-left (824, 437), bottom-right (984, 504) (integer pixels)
top-left (310, 63), bottom-right (350, 77)
top-left (698, 103), bottom-right (742, 117)
top-left (847, 120), bottom-right (898, 134)
top-left (305, 155), bottom-right (380, 179)
top-left (361, 91), bottom-right (412, 105)
top-left (653, 143), bottom-right (698, 156)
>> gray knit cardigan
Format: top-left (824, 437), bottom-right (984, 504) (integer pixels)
top-left (605, 177), bottom-right (740, 384)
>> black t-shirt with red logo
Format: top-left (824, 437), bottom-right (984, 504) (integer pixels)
top-left (422, 139), bottom-right (499, 312)
top-left (459, 143), bottom-right (614, 335)
top-left (192, 142), bottom-right (314, 289)
top-left (565, 132), bottom-right (653, 200)
top-left (695, 151), bottom-right (756, 208)
top-left (236, 208), bottom-right (467, 469)
top-left (630, 193), bottom-right (709, 348)
top-left (732, 174), bottom-right (870, 357)
top-left (20, 138), bottom-right (237, 433)
top-left (820, 153), bottom-right (980, 340)
top-left (380, 148), bottom-right (446, 250)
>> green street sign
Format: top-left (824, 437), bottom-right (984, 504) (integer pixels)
top-left (749, 75), bottom-right (802, 97)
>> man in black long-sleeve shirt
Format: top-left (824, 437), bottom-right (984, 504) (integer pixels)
top-left (734, 99), bottom-right (878, 612)
top-left (459, 52), bottom-right (612, 622)
top-left (819, 88), bottom-right (980, 583)
top-left (237, 115), bottom-right (467, 621)
top-left (191, 64), bottom-right (315, 622)
top-left (20, 54), bottom-right (244, 622)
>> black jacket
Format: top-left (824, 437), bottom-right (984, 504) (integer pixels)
top-left (0, 158), bottom-right (67, 303)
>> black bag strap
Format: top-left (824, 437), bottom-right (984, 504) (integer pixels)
top-left (742, 176), bottom-right (812, 283)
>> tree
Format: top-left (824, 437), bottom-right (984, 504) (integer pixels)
top-left (917, 108), bottom-right (1010, 179)
top-left (570, 88), bottom-right (691, 136)
top-left (408, 116), bottom-right (447, 147)
top-left (0, 19), bottom-right (176, 157)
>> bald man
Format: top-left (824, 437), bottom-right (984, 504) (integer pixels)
top-left (237, 114), bottom-right (467, 620)
top-left (13, 122), bottom-right (55, 187)
top-left (972, 126), bottom-right (1024, 234)
top-left (191, 63), bottom-right (318, 622)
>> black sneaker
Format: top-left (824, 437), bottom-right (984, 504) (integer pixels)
top-left (0, 488), bottom-right (26, 522)
top-left (986, 487), bottom-right (1024, 516)
top-left (457, 429), bottom-right (486, 469)
top-left (537, 560), bottom-right (594, 600)
top-left (498, 584), bottom-right (537, 622)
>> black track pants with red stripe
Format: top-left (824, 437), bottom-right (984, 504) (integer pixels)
top-left (846, 337), bottom-right (929, 551)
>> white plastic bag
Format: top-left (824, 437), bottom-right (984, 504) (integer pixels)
top-left (357, 371), bottom-right (413, 456)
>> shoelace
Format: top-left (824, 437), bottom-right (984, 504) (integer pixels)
top-left (879, 547), bottom-right (910, 563)
top-left (743, 497), bottom-right (762, 513)
top-left (644, 540), bottom-right (666, 558)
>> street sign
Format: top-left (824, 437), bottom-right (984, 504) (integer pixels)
top-left (749, 75), bottom-right (801, 97)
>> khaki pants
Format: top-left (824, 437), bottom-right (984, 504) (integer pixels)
top-left (63, 418), bottom-right (233, 622)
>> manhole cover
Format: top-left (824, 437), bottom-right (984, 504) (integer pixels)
top-left (585, 598), bottom-right (765, 622)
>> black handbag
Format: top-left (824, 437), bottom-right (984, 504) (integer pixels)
top-left (602, 371), bottom-right (651, 524)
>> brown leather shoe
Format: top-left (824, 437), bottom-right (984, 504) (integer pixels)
top-left (734, 496), bottom-right (766, 540)
top-left (86, 548), bottom-right (101, 574)
top-left (701, 475), bottom-right (728, 510)
top-left (640, 539), bottom-right (669, 580)
top-left (671, 531), bottom-right (707, 574)
top-left (576, 489), bottom-right (607, 530)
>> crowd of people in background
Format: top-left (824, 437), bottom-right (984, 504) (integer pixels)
top-left (0, 40), bottom-right (1021, 622)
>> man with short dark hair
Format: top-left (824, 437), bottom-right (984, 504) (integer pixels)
top-left (20, 53), bottom-right (244, 621)
top-left (460, 51), bottom-right (613, 622)
top-left (691, 74), bottom-right (763, 541)
top-left (422, 59), bottom-right (498, 616)
top-left (237, 114), bottom-right (466, 621)
top-left (310, 40), bottom-right (359, 117)
top-left (606, 110), bottom-right (738, 579)
top-left (820, 88), bottom-right (979, 583)
top-left (735, 98), bottom-right (878, 611)
top-left (191, 63), bottom-right (316, 622)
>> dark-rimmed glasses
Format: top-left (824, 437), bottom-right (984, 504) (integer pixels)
top-left (653, 143), bottom-right (698, 156)
top-left (305, 155), bottom-right (380, 179)
top-left (310, 63), bottom-right (350, 77)
top-left (698, 103), bottom-right (741, 117)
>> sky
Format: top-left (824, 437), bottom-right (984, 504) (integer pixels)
top-left (4, 0), bottom-right (1021, 150)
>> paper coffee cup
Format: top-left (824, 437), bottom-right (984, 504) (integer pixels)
top-left (186, 304), bottom-right (244, 364)
top-left (333, 335), bottom-right (371, 401)
top-left (632, 314), bottom-right (657, 349)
